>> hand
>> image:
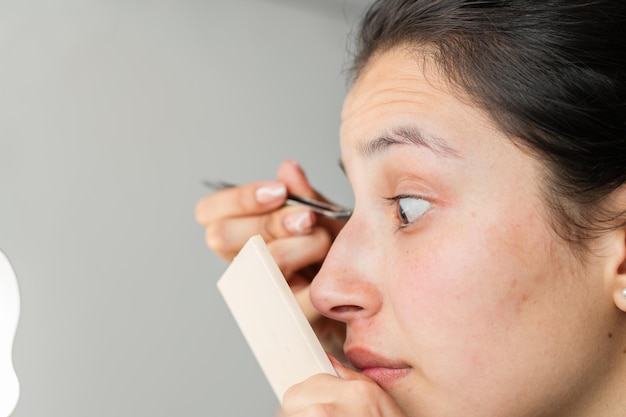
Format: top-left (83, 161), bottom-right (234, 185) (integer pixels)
top-left (195, 159), bottom-right (347, 352)
top-left (281, 356), bottom-right (408, 417)
top-left (195, 160), bottom-right (344, 262)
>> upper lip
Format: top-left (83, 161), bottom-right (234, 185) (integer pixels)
top-left (344, 346), bottom-right (410, 371)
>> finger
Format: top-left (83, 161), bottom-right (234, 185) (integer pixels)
top-left (282, 373), bottom-right (339, 413)
top-left (277, 160), bottom-right (326, 200)
top-left (293, 285), bottom-right (320, 323)
top-left (283, 404), bottom-right (337, 417)
top-left (283, 372), bottom-right (404, 417)
top-left (317, 216), bottom-right (348, 241)
top-left (327, 355), bottom-right (371, 382)
top-left (326, 358), bottom-right (407, 416)
top-left (283, 373), bottom-right (382, 415)
top-left (277, 160), bottom-right (348, 238)
top-left (195, 180), bottom-right (287, 226)
top-left (268, 229), bottom-right (332, 323)
top-left (266, 228), bottom-right (332, 278)
top-left (205, 207), bottom-right (317, 261)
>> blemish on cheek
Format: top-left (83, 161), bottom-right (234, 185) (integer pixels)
top-left (608, 332), bottom-right (613, 339)
top-left (506, 278), bottom-right (532, 314)
top-left (510, 293), bottom-right (530, 315)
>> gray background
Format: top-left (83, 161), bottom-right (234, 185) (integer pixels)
top-left (0, 0), bottom-right (365, 415)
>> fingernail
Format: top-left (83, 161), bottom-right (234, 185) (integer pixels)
top-left (255, 184), bottom-right (286, 204)
top-left (284, 210), bottom-right (314, 234)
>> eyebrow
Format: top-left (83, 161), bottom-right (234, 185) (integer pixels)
top-left (358, 126), bottom-right (460, 159)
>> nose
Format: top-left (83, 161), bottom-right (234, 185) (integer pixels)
top-left (310, 215), bottom-right (383, 323)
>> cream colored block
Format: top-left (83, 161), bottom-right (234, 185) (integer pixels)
top-left (217, 235), bottom-right (336, 403)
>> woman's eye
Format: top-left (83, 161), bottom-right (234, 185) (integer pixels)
top-left (396, 196), bottom-right (431, 226)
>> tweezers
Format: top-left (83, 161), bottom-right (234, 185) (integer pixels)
top-left (203, 180), bottom-right (352, 220)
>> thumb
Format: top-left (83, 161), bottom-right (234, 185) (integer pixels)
top-left (276, 159), bottom-right (321, 199)
top-left (278, 159), bottom-right (347, 238)
top-left (328, 354), bottom-right (372, 382)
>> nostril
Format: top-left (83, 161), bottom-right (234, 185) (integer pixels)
top-left (331, 305), bottom-right (363, 314)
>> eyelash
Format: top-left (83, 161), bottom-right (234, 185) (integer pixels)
top-left (384, 194), bottom-right (432, 230)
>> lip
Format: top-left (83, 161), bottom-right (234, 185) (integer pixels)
top-left (345, 346), bottom-right (411, 387)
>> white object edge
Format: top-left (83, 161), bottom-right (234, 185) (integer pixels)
top-left (0, 250), bottom-right (20, 417)
top-left (217, 235), bottom-right (337, 403)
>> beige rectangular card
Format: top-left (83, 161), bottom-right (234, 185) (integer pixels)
top-left (217, 235), bottom-right (337, 403)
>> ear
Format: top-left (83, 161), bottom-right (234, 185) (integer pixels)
top-left (613, 227), bottom-right (626, 312)
top-left (610, 190), bottom-right (626, 311)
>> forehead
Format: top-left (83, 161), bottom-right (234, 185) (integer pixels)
top-left (343, 47), bottom-right (449, 119)
top-left (340, 46), bottom-right (499, 157)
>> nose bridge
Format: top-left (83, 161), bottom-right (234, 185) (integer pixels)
top-left (310, 215), bottom-right (382, 322)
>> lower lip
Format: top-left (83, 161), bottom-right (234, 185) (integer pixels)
top-left (360, 367), bottom-right (411, 386)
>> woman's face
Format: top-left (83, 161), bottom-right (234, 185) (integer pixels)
top-left (310, 47), bottom-right (622, 417)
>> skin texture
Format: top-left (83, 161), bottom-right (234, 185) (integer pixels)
top-left (196, 47), bottom-right (626, 417)
top-left (196, 160), bottom-right (333, 317)
top-left (292, 46), bottom-right (626, 417)
top-left (195, 160), bottom-right (347, 353)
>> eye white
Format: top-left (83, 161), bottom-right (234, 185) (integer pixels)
top-left (398, 197), bottom-right (431, 225)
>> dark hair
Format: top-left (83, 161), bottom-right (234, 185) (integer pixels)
top-left (351, 0), bottom-right (626, 250)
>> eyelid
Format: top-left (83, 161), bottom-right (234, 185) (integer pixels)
top-left (384, 193), bottom-right (429, 204)
top-left (385, 193), bottom-right (416, 201)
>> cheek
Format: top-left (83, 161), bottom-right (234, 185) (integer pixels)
top-left (386, 209), bottom-right (557, 364)
top-left (390, 230), bottom-right (531, 317)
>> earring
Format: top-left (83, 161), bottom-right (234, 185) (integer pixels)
top-left (622, 288), bottom-right (626, 298)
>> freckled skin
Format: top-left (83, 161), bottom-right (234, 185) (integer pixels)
top-left (310, 47), bottom-right (626, 417)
